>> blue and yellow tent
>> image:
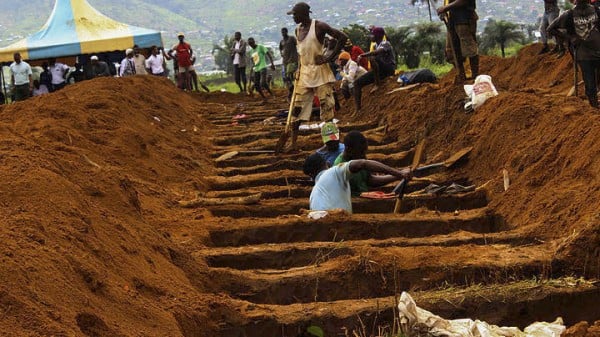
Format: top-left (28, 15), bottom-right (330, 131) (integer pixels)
top-left (0, 0), bottom-right (163, 62)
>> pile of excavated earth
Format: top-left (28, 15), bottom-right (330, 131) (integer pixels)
top-left (0, 44), bottom-right (598, 337)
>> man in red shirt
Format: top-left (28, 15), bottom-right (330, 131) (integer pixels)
top-left (344, 40), bottom-right (369, 70)
top-left (169, 32), bottom-right (194, 90)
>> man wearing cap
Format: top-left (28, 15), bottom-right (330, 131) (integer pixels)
top-left (168, 33), bottom-right (194, 90)
top-left (279, 27), bottom-right (299, 99)
top-left (89, 55), bottom-right (111, 78)
top-left (120, 49), bottom-right (136, 77)
top-left (316, 122), bottom-right (345, 166)
top-left (354, 27), bottom-right (395, 111)
top-left (285, 2), bottom-right (348, 152)
top-left (338, 51), bottom-right (367, 102)
top-left (9, 52), bottom-right (33, 102)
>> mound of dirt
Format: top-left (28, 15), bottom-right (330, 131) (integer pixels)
top-left (348, 44), bottom-right (600, 277)
top-left (0, 76), bottom-right (219, 336)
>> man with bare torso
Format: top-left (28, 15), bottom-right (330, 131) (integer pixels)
top-left (284, 2), bottom-right (348, 152)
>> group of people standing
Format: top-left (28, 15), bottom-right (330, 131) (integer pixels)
top-left (230, 32), bottom-right (276, 99)
top-left (3, 32), bottom-right (213, 103)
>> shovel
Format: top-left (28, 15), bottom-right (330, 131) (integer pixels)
top-left (215, 150), bottom-right (276, 162)
top-left (413, 146), bottom-right (473, 175)
top-left (393, 139), bottom-right (425, 213)
top-left (274, 67), bottom-right (301, 154)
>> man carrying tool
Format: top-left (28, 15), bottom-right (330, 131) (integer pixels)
top-left (283, 2), bottom-right (348, 152)
top-left (437, 0), bottom-right (479, 84)
top-left (548, 0), bottom-right (600, 108)
top-left (303, 153), bottom-right (411, 213)
top-left (334, 131), bottom-right (404, 197)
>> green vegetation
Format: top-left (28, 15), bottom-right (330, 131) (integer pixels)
top-left (480, 20), bottom-right (526, 58)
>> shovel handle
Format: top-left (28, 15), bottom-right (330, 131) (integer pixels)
top-left (393, 179), bottom-right (407, 214)
top-left (284, 68), bottom-right (301, 134)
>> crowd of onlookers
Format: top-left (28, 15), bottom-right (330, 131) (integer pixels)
top-left (1, 32), bottom-right (211, 104)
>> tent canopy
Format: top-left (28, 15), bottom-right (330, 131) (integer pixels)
top-left (0, 0), bottom-right (163, 62)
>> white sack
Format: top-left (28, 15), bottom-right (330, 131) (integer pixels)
top-left (398, 292), bottom-right (565, 337)
top-left (464, 75), bottom-right (499, 110)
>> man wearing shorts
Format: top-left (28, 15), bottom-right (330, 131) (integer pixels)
top-left (169, 33), bottom-right (194, 90)
top-left (285, 2), bottom-right (347, 152)
top-left (437, 0), bottom-right (479, 83)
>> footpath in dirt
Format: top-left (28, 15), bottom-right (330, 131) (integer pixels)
top-left (0, 44), bottom-right (599, 337)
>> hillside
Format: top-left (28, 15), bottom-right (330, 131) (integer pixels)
top-left (0, 0), bottom-right (549, 54)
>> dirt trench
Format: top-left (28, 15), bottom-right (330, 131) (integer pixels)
top-left (177, 46), bottom-right (600, 336)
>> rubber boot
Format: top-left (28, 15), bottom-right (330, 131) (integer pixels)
top-left (469, 55), bottom-right (479, 79)
top-left (353, 87), bottom-right (362, 112)
top-left (589, 94), bottom-right (599, 108)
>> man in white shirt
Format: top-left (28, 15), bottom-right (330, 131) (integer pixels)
top-left (230, 31), bottom-right (248, 93)
top-left (120, 49), bottom-right (136, 77)
top-left (338, 51), bottom-right (367, 102)
top-left (303, 153), bottom-right (411, 213)
top-left (48, 58), bottom-right (70, 91)
top-left (133, 45), bottom-right (148, 75)
top-left (9, 53), bottom-right (33, 102)
top-left (145, 46), bottom-right (169, 76)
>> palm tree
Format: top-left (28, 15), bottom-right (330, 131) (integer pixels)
top-left (212, 35), bottom-right (235, 74)
top-left (386, 26), bottom-right (414, 65)
top-left (409, 0), bottom-right (439, 22)
top-left (480, 20), bottom-right (525, 58)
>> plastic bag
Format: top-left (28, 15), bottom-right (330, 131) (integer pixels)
top-left (464, 75), bottom-right (498, 111)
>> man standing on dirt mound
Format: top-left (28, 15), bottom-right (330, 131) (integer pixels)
top-left (549, 0), bottom-right (600, 108)
top-left (437, 0), bottom-right (479, 83)
top-left (284, 2), bottom-right (348, 152)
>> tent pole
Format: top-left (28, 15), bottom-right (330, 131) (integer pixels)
top-left (0, 64), bottom-right (7, 104)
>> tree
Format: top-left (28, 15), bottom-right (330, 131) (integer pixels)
top-left (409, 0), bottom-right (439, 22)
top-left (480, 20), bottom-right (525, 58)
top-left (342, 24), bottom-right (371, 51)
top-left (413, 22), bottom-right (445, 64)
top-left (386, 26), bottom-right (423, 68)
top-left (212, 35), bottom-right (235, 74)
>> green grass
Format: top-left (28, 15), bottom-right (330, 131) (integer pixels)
top-left (408, 57), bottom-right (453, 78)
top-left (204, 73), bottom-right (286, 93)
top-left (206, 81), bottom-right (242, 93)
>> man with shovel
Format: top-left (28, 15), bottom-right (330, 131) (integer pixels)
top-left (279, 2), bottom-right (348, 153)
top-left (437, 0), bottom-right (479, 83)
top-left (548, 0), bottom-right (600, 108)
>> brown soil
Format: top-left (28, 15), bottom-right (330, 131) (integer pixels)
top-left (1, 43), bottom-right (599, 336)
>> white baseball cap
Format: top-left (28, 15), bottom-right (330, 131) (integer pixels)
top-left (90, 55), bottom-right (98, 61)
